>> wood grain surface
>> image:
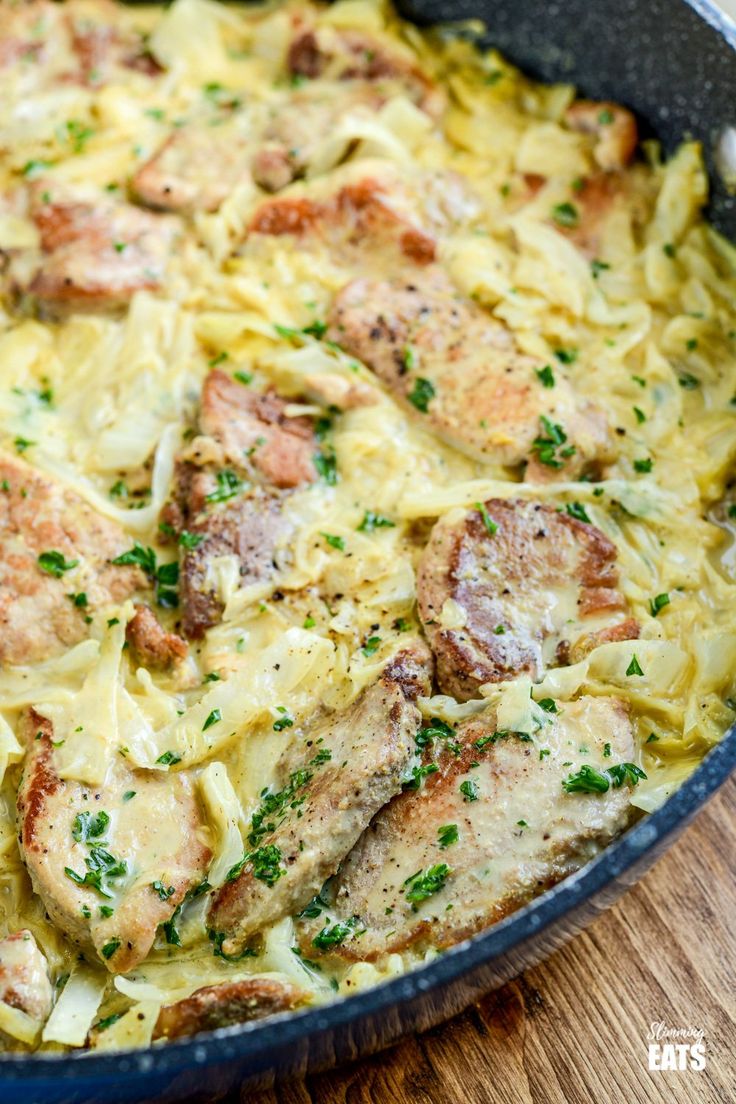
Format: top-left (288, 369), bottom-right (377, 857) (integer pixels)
top-left (247, 776), bottom-right (735, 1104)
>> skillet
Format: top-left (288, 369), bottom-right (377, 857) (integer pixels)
top-left (1, 1), bottom-right (735, 1100)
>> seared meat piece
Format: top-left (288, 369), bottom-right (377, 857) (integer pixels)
top-left (309, 695), bottom-right (635, 959)
top-left (133, 128), bottom-right (251, 214)
top-left (163, 371), bottom-right (318, 639)
top-left (327, 268), bottom-right (612, 474)
top-left (19, 183), bottom-right (175, 309)
top-left (200, 370), bottom-right (317, 489)
top-left (287, 26), bottom-right (444, 118)
top-left (248, 177), bottom-right (436, 267)
top-left (0, 452), bottom-right (144, 666)
top-left (208, 646), bottom-right (431, 956)
top-left (564, 100), bottom-right (638, 172)
top-left (17, 713), bottom-right (211, 974)
top-left (125, 605), bottom-right (187, 669)
top-left (417, 498), bottom-right (638, 701)
top-left (165, 371), bottom-right (318, 639)
top-left (0, 931), bottom-right (53, 1026)
top-left (153, 978), bottom-right (308, 1040)
top-left (179, 489), bottom-right (291, 640)
top-left (553, 173), bottom-right (628, 258)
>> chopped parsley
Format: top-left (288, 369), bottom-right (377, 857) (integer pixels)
top-left (178, 530), bottom-right (205, 550)
top-left (361, 636), bottom-right (381, 656)
top-left (202, 708), bottom-right (222, 732)
top-left (65, 847), bottom-right (127, 899)
top-left (678, 372), bottom-right (700, 390)
top-left (357, 510), bottom-right (395, 532)
top-left (554, 348), bottom-right (578, 365)
top-left (531, 415), bottom-right (575, 469)
top-left (537, 698), bottom-right (558, 714)
top-left (565, 502), bottom-right (591, 523)
top-left (14, 436), bottom-right (34, 454)
top-left (272, 707), bottom-right (294, 731)
top-left (603, 742), bottom-right (612, 758)
top-left (634, 457), bottom-right (653, 473)
top-left (475, 501), bottom-right (498, 536)
top-left (563, 761), bottom-right (646, 793)
top-left (403, 762), bottom-right (439, 790)
top-left (152, 881), bottom-right (175, 901)
top-left (312, 920), bottom-right (356, 951)
top-left (321, 532), bottom-right (345, 552)
top-left (161, 906), bottom-right (182, 947)
top-left (591, 259), bottom-right (610, 278)
top-left (313, 447), bottom-right (338, 485)
top-left (562, 765), bottom-right (610, 794)
top-left (459, 779), bottom-right (479, 802)
top-left (38, 550), bottom-right (78, 578)
top-left (649, 592), bottom-right (670, 617)
top-left (122, 791), bottom-right (136, 802)
top-left (551, 202), bottom-right (579, 228)
top-left (111, 542), bottom-right (178, 608)
top-left (407, 377), bottom-right (435, 413)
top-left (94, 1012), bottom-right (123, 1032)
top-left (248, 844), bottom-right (285, 887)
top-left (205, 469), bottom-right (243, 504)
top-left (403, 863), bottom-right (450, 908)
top-left (71, 811), bottom-right (109, 843)
top-left (535, 364), bottom-right (555, 388)
top-left (437, 824), bottom-right (459, 849)
top-left (663, 243), bottom-right (677, 259)
top-left (156, 750), bottom-right (182, 766)
top-left (626, 654), bottom-right (644, 677)
top-left (633, 406), bottom-right (647, 424)
top-left (100, 940), bottom-right (121, 960)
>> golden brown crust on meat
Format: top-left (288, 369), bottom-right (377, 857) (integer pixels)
top-left (125, 605), bottom-right (187, 669)
top-left (309, 696), bottom-right (635, 960)
top-left (327, 269), bottom-right (612, 472)
top-left (201, 370), bottom-right (317, 489)
top-left (133, 129), bottom-right (250, 214)
top-left (417, 499), bottom-right (637, 700)
top-left (564, 100), bottom-right (638, 172)
top-left (208, 652), bottom-right (428, 954)
top-left (19, 183), bottom-right (175, 309)
top-left (16, 712), bottom-right (211, 974)
top-left (153, 978), bottom-right (308, 1040)
top-left (249, 179), bottom-right (436, 265)
top-left (0, 452), bottom-right (144, 665)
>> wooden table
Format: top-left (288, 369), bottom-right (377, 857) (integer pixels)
top-left (251, 777), bottom-right (735, 1104)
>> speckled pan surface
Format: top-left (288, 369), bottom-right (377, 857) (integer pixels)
top-left (1, 1), bottom-right (735, 1100)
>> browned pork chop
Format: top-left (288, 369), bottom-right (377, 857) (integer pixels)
top-left (133, 128), bottom-right (251, 214)
top-left (0, 931), bottom-right (53, 1026)
top-left (208, 646), bottom-right (431, 956)
top-left (153, 977), bottom-right (308, 1040)
top-left (326, 269), bottom-right (613, 474)
top-left (163, 371), bottom-right (318, 639)
top-left (125, 605), bottom-right (187, 670)
top-left (306, 695), bottom-right (635, 959)
top-left (17, 713), bottom-right (211, 974)
top-left (417, 498), bottom-right (639, 701)
top-left (287, 25), bottom-right (444, 119)
top-left (200, 370), bottom-right (318, 489)
top-left (248, 177), bottom-right (436, 267)
top-left (0, 452), bottom-right (144, 666)
top-left (18, 183), bottom-right (175, 309)
top-left (564, 100), bottom-right (638, 172)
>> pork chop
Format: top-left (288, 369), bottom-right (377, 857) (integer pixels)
top-left (0, 931), bottom-right (53, 1026)
top-left (133, 128), bottom-right (251, 214)
top-left (17, 712), bottom-right (211, 974)
top-left (306, 695), bottom-right (636, 959)
top-left (417, 498), bottom-right (639, 701)
top-left (0, 452), bottom-right (144, 666)
top-left (248, 177), bottom-right (436, 268)
top-left (152, 977), bottom-right (308, 1040)
top-left (287, 25), bottom-right (444, 119)
top-left (18, 183), bottom-right (175, 310)
top-left (207, 645), bottom-right (431, 956)
top-left (326, 268), bottom-right (613, 474)
top-left (125, 605), bottom-right (187, 670)
top-left (163, 371), bottom-right (318, 639)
